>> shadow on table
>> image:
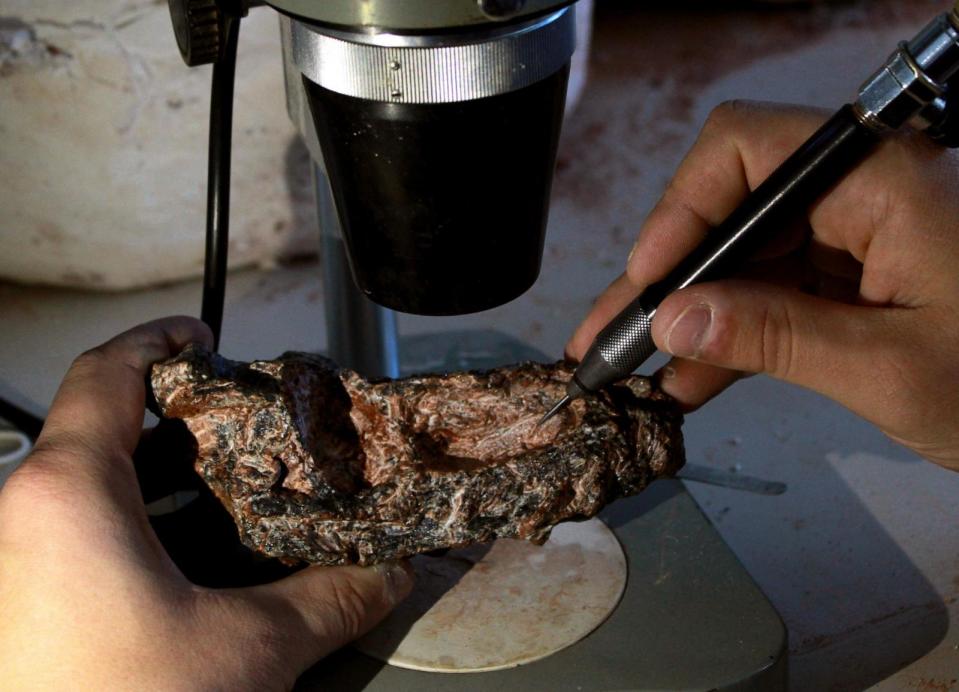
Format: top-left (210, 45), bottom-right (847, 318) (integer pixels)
top-left (681, 378), bottom-right (950, 690)
top-left (775, 460), bottom-right (951, 689)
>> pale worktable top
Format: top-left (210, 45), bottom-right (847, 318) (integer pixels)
top-left (1, 1), bottom-right (957, 689)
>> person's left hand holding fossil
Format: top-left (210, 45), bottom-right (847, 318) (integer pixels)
top-left (0, 317), bottom-right (412, 691)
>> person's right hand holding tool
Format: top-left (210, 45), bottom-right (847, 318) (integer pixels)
top-left (568, 101), bottom-right (959, 471)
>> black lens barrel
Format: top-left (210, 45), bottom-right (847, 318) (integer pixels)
top-left (304, 66), bottom-right (569, 315)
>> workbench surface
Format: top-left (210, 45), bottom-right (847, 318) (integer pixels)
top-left (1, 1), bottom-right (956, 688)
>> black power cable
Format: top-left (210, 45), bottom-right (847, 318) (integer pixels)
top-left (200, 14), bottom-right (240, 351)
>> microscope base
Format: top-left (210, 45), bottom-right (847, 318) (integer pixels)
top-left (300, 478), bottom-right (787, 691)
top-left (298, 330), bottom-right (787, 691)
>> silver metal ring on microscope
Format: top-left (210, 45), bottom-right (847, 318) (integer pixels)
top-left (289, 7), bottom-right (576, 104)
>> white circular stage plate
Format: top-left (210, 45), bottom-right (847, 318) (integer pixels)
top-left (355, 517), bottom-right (627, 673)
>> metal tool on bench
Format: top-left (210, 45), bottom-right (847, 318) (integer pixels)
top-left (542, 3), bottom-right (959, 425)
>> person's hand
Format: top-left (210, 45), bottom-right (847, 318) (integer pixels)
top-left (568, 101), bottom-right (959, 471)
top-left (0, 317), bottom-right (413, 690)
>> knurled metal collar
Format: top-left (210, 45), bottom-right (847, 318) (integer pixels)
top-left (856, 12), bottom-right (959, 132)
top-left (169, 0), bottom-right (222, 66)
top-left (289, 7), bottom-right (576, 104)
top-left (596, 304), bottom-right (656, 375)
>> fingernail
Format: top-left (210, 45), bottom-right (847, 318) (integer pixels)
top-left (375, 560), bottom-right (414, 605)
top-left (665, 304), bottom-right (712, 358)
top-left (652, 365), bottom-right (676, 394)
top-left (626, 241), bottom-right (639, 267)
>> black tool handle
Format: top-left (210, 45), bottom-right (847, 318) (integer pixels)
top-left (570, 104), bottom-right (880, 396)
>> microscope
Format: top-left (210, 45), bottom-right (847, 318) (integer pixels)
top-left (168, 0), bottom-right (578, 378)
top-left (160, 1), bottom-right (959, 688)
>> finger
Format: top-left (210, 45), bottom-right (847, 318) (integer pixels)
top-left (234, 562), bottom-right (414, 676)
top-left (32, 317), bottom-right (212, 469)
top-left (566, 243), bottom-right (813, 366)
top-left (625, 101), bottom-right (827, 290)
top-left (654, 358), bottom-right (746, 412)
top-left (627, 100), bottom-right (956, 307)
top-left (649, 279), bottom-right (907, 422)
top-left (566, 274), bottom-right (638, 361)
top-left (569, 103), bottom-right (829, 363)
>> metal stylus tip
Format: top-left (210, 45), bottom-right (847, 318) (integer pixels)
top-left (538, 395), bottom-right (572, 427)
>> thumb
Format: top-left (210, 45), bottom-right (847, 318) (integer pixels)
top-left (242, 562), bottom-right (414, 673)
top-left (650, 280), bottom-right (907, 421)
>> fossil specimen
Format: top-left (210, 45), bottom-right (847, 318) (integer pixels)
top-left (150, 345), bottom-right (684, 566)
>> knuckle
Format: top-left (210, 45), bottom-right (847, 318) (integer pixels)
top-left (865, 171), bottom-right (903, 239)
top-left (70, 347), bottom-right (110, 375)
top-left (624, 242), bottom-right (654, 287)
top-left (864, 136), bottom-right (945, 238)
top-left (0, 450), bottom-right (76, 511)
top-left (32, 429), bottom-right (100, 465)
top-left (758, 304), bottom-right (797, 380)
top-left (324, 575), bottom-right (372, 639)
top-left (659, 176), bottom-right (685, 208)
top-left (703, 100), bottom-right (750, 134)
top-left (71, 342), bottom-right (147, 384)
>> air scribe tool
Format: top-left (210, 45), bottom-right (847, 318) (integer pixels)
top-left (542, 5), bottom-right (959, 425)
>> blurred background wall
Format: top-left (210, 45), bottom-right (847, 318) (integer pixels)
top-left (0, 0), bottom-right (593, 290)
